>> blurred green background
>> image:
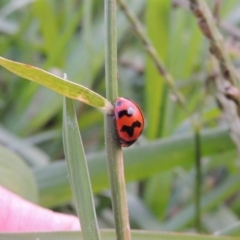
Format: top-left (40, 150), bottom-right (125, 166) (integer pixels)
top-left (0, 0), bottom-right (240, 235)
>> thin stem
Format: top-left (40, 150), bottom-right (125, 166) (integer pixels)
top-left (213, 0), bottom-right (222, 25)
top-left (194, 127), bottom-right (202, 232)
top-left (104, 0), bottom-right (131, 239)
top-left (105, 0), bottom-right (118, 101)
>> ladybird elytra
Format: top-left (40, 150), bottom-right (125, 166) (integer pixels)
top-left (114, 97), bottom-right (144, 147)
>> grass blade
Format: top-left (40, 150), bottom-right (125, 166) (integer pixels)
top-left (0, 229), bottom-right (239, 240)
top-left (63, 96), bottom-right (101, 240)
top-left (0, 56), bottom-right (111, 111)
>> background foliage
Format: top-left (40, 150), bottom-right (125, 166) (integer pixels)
top-left (0, 0), bottom-right (240, 237)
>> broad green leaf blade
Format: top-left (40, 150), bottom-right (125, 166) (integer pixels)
top-left (33, 0), bottom-right (59, 54)
top-left (63, 97), bottom-right (101, 240)
top-left (0, 144), bottom-right (38, 203)
top-left (0, 230), bottom-right (238, 240)
top-left (144, 171), bottom-right (172, 220)
top-left (0, 56), bottom-right (111, 111)
top-left (45, 4), bottom-right (83, 68)
top-left (0, 125), bottom-right (49, 167)
top-left (163, 8), bottom-right (204, 134)
top-left (145, 0), bottom-right (171, 139)
top-left (34, 126), bottom-right (236, 207)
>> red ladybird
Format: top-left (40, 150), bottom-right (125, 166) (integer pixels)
top-left (114, 97), bottom-right (144, 147)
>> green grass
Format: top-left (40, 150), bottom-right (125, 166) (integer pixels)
top-left (0, 0), bottom-right (240, 239)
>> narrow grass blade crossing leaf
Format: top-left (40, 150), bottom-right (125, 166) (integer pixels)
top-left (0, 229), bottom-right (239, 240)
top-left (63, 96), bottom-right (101, 240)
top-left (0, 56), bottom-right (112, 112)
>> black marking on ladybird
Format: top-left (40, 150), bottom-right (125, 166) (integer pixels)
top-left (118, 110), bottom-right (132, 118)
top-left (120, 120), bottom-right (141, 137)
top-left (118, 107), bottom-right (135, 118)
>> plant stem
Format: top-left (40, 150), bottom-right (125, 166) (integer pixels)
top-left (105, 0), bottom-right (118, 101)
top-left (188, 0), bottom-right (239, 90)
top-left (194, 126), bottom-right (202, 232)
top-left (104, 0), bottom-right (131, 239)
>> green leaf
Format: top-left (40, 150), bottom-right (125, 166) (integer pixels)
top-left (0, 125), bottom-right (49, 167)
top-left (145, 0), bottom-right (171, 139)
top-left (144, 171), bottom-right (172, 220)
top-left (0, 144), bottom-right (38, 203)
top-left (0, 56), bottom-right (111, 111)
top-left (63, 97), bottom-right (100, 240)
top-left (34, 126), bottom-right (236, 207)
top-left (32, 0), bottom-right (59, 54)
top-left (0, 229), bottom-right (238, 240)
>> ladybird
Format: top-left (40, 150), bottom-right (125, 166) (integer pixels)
top-left (114, 97), bottom-right (144, 147)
